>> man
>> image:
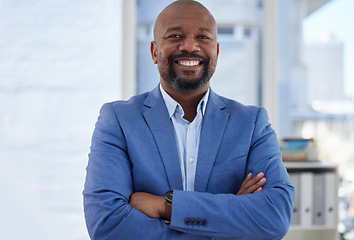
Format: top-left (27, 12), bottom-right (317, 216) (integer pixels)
top-left (83, 1), bottom-right (294, 239)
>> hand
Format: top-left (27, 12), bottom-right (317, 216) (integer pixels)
top-left (236, 172), bottom-right (267, 195)
top-left (129, 192), bottom-right (165, 219)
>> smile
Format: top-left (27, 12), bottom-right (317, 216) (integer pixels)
top-left (176, 60), bottom-right (202, 67)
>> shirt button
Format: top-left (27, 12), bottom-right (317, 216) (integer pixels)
top-left (189, 158), bottom-right (195, 163)
top-left (189, 125), bottom-right (193, 130)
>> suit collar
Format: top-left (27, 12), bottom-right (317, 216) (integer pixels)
top-left (143, 86), bottom-right (183, 190)
top-left (194, 90), bottom-right (229, 192)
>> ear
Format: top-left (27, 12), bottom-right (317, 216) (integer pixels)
top-left (216, 42), bottom-right (220, 58)
top-left (150, 41), bottom-right (158, 64)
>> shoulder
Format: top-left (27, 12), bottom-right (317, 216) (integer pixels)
top-left (101, 91), bottom-right (150, 115)
top-left (211, 91), bottom-right (266, 121)
top-left (94, 92), bottom-right (150, 128)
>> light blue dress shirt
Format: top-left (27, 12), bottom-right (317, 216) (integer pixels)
top-left (160, 85), bottom-right (209, 191)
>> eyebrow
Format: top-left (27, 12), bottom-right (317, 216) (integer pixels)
top-left (165, 27), bottom-right (182, 34)
top-left (199, 27), bottom-right (213, 34)
top-left (164, 26), bottom-right (213, 34)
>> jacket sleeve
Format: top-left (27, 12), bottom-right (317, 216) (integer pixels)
top-left (83, 103), bottom-right (180, 240)
top-left (169, 107), bottom-right (295, 239)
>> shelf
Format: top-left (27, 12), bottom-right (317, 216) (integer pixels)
top-left (284, 161), bottom-right (337, 169)
top-left (283, 161), bottom-right (339, 240)
top-left (284, 228), bottom-right (339, 240)
top-left (289, 225), bottom-right (337, 231)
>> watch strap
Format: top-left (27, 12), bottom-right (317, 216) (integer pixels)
top-left (164, 201), bottom-right (172, 224)
top-left (164, 190), bottom-right (173, 224)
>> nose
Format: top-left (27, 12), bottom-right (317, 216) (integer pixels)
top-left (178, 36), bottom-right (200, 52)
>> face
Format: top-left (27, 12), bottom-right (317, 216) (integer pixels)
top-left (151, 3), bottom-right (219, 93)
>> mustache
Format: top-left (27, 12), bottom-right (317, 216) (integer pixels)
top-left (167, 53), bottom-right (209, 63)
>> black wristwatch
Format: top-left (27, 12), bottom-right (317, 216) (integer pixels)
top-left (164, 190), bottom-right (173, 223)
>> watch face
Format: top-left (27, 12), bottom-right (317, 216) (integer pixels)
top-left (165, 190), bottom-right (173, 203)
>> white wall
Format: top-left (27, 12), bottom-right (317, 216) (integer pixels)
top-left (0, 1), bottom-right (123, 239)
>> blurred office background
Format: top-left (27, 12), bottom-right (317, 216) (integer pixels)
top-left (0, 0), bottom-right (353, 239)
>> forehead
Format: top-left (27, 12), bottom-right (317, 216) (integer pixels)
top-left (156, 4), bottom-right (216, 35)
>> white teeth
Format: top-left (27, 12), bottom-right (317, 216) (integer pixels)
top-left (178, 60), bottom-right (199, 66)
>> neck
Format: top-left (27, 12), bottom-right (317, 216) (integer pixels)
top-left (161, 81), bottom-right (208, 122)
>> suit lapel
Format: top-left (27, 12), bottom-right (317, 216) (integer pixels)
top-left (142, 86), bottom-right (183, 191)
top-left (194, 90), bottom-right (229, 192)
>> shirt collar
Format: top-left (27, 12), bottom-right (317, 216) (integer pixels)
top-left (160, 84), bottom-right (210, 118)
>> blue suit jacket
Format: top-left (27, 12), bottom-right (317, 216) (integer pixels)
top-left (83, 86), bottom-right (294, 240)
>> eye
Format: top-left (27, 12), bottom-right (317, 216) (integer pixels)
top-left (198, 35), bottom-right (211, 40)
top-left (167, 34), bottom-right (182, 39)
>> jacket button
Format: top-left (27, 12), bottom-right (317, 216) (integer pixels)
top-left (190, 218), bottom-right (196, 225)
top-left (201, 219), bottom-right (208, 226)
top-left (195, 218), bottom-right (202, 225)
top-left (184, 218), bottom-right (191, 225)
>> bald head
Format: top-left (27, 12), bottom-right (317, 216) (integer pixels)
top-left (150, 0), bottom-right (219, 94)
top-left (153, 0), bottom-right (217, 42)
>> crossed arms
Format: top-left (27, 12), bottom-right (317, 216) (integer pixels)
top-left (129, 172), bottom-right (267, 221)
top-left (83, 101), bottom-right (295, 240)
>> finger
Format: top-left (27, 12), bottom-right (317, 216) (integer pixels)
top-left (254, 172), bottom-right (264, 180)
top-left (241, 172), bottom-right (264, 190)
top-left (244, 177), bottom-right (267, 194)
top-left (240, 172), bottom-right (253, 188)
top-left (238, 177), bottom-right (267, 195)
top-left (246, 172), bottom-right (253, 180)
top-left (258, 177), bottom-right (267, 187)
top-left (248, 177), bottom-right (267, 191)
